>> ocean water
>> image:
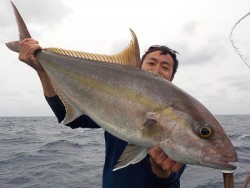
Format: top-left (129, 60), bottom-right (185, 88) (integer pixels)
top-left (0, 115), bottom-right (249, 188)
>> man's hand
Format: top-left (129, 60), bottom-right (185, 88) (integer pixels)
top-left (148, 145), bottom-right (184, 178)
top-left (19, 38), bottom-right (43, 72)
top-left (19, 38), bottom-right (57, 97)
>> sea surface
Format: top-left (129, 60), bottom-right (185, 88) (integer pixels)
top-left (0, 115), bottom-right (249, 188)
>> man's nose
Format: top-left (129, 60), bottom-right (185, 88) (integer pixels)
top-left (155, 65), bottom-right (161, 73)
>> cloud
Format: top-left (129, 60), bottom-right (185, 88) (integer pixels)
top-left (176, 34), bottom-right (229, 66)
top-left (0, 2), bottom-right (12, 28)
top-left (0, 0), bottom-right (72, 42)
top-left (1, 0), bottom-right (250, 116)
top-left (181, 21), bottom-right (199, 36)
top-left (11, 0), bottom-right (72, 25)
top-left (220, 74), bottom-right (250, 92)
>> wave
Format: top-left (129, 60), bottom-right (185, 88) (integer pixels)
top-left (40, 140), bottom-right (83, 149)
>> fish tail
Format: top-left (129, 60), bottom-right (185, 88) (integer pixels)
top-left (6, 1), bottom-right (32, 53)
top-left (6, 41), bottom-right (21, 53)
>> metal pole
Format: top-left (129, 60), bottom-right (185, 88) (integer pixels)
top-left (223, 172), bottom-right (234, 188)
top-left (221, 170), bottom-right (236, 188)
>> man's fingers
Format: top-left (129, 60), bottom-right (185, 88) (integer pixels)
top-left (19, 43), bottom-right (41, 62)
top-left (148, 145), bottom-right (184, 173)
top-left (153, 151), bottom-right (166, 164)
top-left (162, 159), bottom-right (183, 172)
top-left (161, 157), bottom-right (175, 171)
top-left (171, 163), bottom-right (184, 172)
top-left (20, 38), bottom-right (39, 45)
top-left (148, 145), bottom-right (162, 157)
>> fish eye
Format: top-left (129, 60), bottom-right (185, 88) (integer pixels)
top-left (197, 126), bottom-right (212, 139)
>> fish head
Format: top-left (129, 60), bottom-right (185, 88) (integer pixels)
top-left (157, 100), bottom-right (238, 170)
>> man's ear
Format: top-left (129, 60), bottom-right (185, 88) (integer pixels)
top-left (170, 74), bottom-right (174, 81)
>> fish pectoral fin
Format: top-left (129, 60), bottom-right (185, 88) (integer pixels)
top-left (143, 118), bottom-right (158, 127)
top-left (113, 144), bottom-right (148, 171)
top-left (142, 112), bottom-right (163, 138)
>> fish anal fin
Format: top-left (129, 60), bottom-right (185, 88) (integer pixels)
top-left (52, 84), bottom-right (82, 125)
top-left (113, 144), bottom-right (148, 171)
top-left (44, 29), bottom-right (141, 68)
top-left (61, 99), bottom-right (82, 125)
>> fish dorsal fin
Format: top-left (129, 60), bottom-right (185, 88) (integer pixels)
top-left (113, 144), bottom-right (148, 171)
top-left (44, 29), bottom-right (141, 68)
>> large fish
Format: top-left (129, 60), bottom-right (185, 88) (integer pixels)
top-left (6, 2), bottom-right (237, 171)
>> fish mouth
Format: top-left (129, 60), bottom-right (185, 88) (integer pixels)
top-left (201, 146), bottom-right (238, 170)
top-left (218, 159), bottom-right (238, 170)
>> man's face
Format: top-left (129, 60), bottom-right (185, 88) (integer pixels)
top-left (141, 50), bottom-right (174, 81)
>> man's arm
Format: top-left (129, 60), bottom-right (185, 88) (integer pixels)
top-left (38, 71), bottom-right (57, 97)
top-left (45, 95), bottom-right (100, 128)
top-left (19, 38), bottom-right (57, 97)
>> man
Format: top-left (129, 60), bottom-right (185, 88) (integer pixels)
top-left (19, 38), bottom-right (185, 187)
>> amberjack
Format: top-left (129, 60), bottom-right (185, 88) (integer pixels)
top-left (6, 2), bottom-right (238, 171)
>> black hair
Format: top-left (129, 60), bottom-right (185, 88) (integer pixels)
top-left (141, 45), bottom-right (179, 76)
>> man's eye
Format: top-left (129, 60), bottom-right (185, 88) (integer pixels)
top-left (162, 67), bottom-right (169, 70)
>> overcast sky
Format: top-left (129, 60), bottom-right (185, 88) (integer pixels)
top-left (1, 0), bottom-right (250, 116)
